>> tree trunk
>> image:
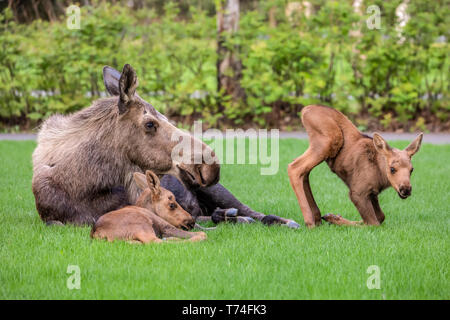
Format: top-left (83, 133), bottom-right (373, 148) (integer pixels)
top-left (216, 0), bottom-right (245, 110)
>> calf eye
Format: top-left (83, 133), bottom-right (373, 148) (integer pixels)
top-left (146, 121), bottom-right (155, 129)
top-left (169, 203), bottom-right (177, 210)
top-left (390, 167), bottom-right (396, 174)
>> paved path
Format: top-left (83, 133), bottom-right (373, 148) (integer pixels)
top-left (1, 132), bottom-right (449, 144)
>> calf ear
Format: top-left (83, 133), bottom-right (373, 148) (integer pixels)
top-left (405, 133), bottom-right (423, 157)
top-left (145, 170), bottom-right (161, 198)
top-left (118, 64), bottom-right (138, 114)
top-left (102, 66), bottom-right (121, 96)
top-left (133, 172), bottom-right (148, 191)
top-left (373, 133), bottom-right (391, 156)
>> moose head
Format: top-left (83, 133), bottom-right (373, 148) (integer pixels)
top-left (103, 64), bottom-right (220, 189)
top-left (134, 170), bottom-right (195, 230)
top-left (373, 133), bottom-right (423, 199)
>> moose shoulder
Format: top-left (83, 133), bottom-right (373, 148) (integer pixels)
top-left (32, 64), bottom-right (219, 225)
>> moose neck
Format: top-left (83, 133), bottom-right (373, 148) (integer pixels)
top-left (70, 98), bottom-right (136, 192)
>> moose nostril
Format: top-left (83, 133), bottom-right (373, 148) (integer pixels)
top-left (400, 186), bottom-right (411, 195)
top-left (185, 218), bottom-right (195, 229)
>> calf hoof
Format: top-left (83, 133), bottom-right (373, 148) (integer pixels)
top-left (322, 213), bottom-right (343, 224)
top-left (190, 232), bottom-right (207, 242)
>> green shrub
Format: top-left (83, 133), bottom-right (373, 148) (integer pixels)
top-left (0, 0), bottom-right (448, 131)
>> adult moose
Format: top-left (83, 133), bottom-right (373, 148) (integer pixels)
top-left (288, 105), bottom-right (423, 228)
top-left (33, 64), bottom-right (298, 228)
top-left (32, 64), bottom-right (219, 226)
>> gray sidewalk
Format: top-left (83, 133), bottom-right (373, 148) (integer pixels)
top-left (0, 132), bottom-right (449, 144)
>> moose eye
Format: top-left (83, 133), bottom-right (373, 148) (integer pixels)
top-left (169, 203), bottom-right (177, 210)
top-left (145, 121), bottom-right (157, 132)
top-left (390, 167), bottom-right (396, 174)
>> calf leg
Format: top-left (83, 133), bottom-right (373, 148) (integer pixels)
top-left (370, 195), bottom-right (385, 224)
top-left (133, 230), bottom-right (162, 243)
top-left (303, 172), bottom-right (322, 224)
top-left (147, 210), bottom-right (207, 242)
top-left (349, 191), bottom-right (380, 225)
top-left (322, 191), bottom-right (379, 226)
top-left (288, 147), bottom-right (325, 228)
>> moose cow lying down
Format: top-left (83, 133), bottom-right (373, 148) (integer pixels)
top-left (92, 171), bottom-right (206, 243)
top-left (32, 63), bottom-right (299, 229)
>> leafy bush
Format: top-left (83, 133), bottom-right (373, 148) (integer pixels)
top-left (0, 0), bottom-right (448, 131)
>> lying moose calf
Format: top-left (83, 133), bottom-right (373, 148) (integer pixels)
top-left (91, 170), bottom-right (206, 243)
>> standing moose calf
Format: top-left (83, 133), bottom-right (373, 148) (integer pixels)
top-left (288, 105), bottom-right (423, 227)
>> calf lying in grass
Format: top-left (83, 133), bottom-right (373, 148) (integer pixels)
top-left (91, 170), bottom-right (206, 243)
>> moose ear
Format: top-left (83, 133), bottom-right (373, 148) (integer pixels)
top-left (133, 172), bottom-right (148, 191)
top-left (118, 64), bottom-right (138, 114)
top-left (102, 66), bottom-right (121, 96)
top-left (145, 170), bottom-right (161, 198)
top-left (405, 133), bottom-right (423, 158)
top-left (373, 133), bottom-right (391, 155)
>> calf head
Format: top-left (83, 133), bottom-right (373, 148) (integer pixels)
top-left (373, 133), bottom-right (423, 199)
top-left (133, 170), bottom-right (195, 230)
top-left (103, 64), bottom-right (220, 189)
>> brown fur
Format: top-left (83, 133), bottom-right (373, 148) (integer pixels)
top-left (91, 171), bottom-right (206, 243)
top-left (32, 64), bottom-right (219, 225)
top-left (288, 105), bottom-right (423, 227)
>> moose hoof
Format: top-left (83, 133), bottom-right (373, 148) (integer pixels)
top-left (283, 220), bottom-right (300, 229)
top-left (236, 216), bottom-right (255, 224)
top-left (322, 213), bottom-right (343, 224)
top-left (225, 208), bottom-right (238, 217)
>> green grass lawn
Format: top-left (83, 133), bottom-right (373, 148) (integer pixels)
top-left (0, 139), bottom-right (449, 299)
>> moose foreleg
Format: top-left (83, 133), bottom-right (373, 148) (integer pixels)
top-left (349, 192), bottom-right (380, 226)
top-left (148, 211), bottom-right (207, 242)
top-left (322, 191), bottom-right (380, 226)
top-left (370, 194), bottom-right (385, 224)
top-left (196, 183), bottom-right (299, 228)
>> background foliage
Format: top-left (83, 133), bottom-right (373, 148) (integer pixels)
top-left (0, 0), bottom-right (448, 131)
